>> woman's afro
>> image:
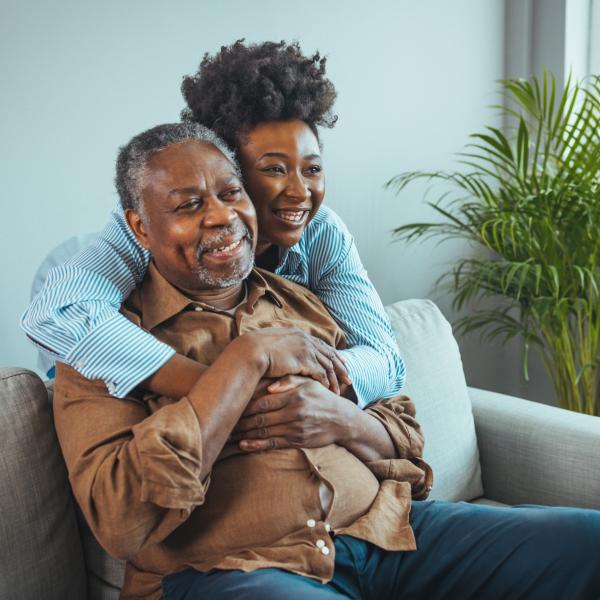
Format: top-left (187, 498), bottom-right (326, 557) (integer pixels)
top-left (181, 40), bottom-right (338, 149)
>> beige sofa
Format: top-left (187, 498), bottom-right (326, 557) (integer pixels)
top-left (2, 299), bottom-right (599, 599)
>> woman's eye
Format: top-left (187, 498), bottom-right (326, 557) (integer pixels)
top-left (262, 165), bottom-right (285, 174)
top-left (306, 165), bottom-right (322, 175)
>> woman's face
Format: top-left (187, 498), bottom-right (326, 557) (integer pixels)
top-left (237, 119), bottom-right (325, 252)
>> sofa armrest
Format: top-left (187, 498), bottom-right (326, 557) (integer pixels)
top-left (468, 387), bottom-right (600, 509)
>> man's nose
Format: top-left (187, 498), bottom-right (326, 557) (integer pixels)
top-left (202, 196), bottom-right (236, 227)
top-left (284, 171), bottom-right (310, 202)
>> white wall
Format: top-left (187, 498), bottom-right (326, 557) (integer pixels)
top-left (2, 0), bottom-right (516, 397)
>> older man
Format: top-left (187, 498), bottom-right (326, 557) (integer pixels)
top-left (54, 123), bottom-right (600, 600)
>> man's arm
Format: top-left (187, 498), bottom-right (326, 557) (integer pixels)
top-left (53, 337), bottom-right (261, 560)
top-left (54, 327), bottom-right (350, 560)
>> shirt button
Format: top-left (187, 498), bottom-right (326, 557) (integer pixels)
top-left (316, 539), bottom-right (326, 549)
top-left (106, 382), bottom-right (117, 395)
top-left (306, 519), bottom-right (316, 528)
top-left (321, 546), bottom-right (330, 556)
top-left (75, 360), bottom-right (85, 370)
top-left (194, 306), bottom-right (203, 312)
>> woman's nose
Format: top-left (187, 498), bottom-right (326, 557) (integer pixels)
top-left (284, 172), bottom-right (310, 201)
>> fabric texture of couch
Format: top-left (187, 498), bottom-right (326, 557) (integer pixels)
top-left (2, 299), bottom-right (599, 600)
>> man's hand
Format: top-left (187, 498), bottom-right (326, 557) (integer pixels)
top-left (240, 328), bottom-right (351, 394)
top-left (231, 376), bottom-right (351, 451)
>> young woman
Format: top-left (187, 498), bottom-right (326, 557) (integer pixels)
top-left (22, 40), bottom-right (404, 408)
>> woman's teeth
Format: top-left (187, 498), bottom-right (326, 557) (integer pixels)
top-left (208, 238), bottom-right (243, 254)
top-left (277, 210), bottom-right (306, 222)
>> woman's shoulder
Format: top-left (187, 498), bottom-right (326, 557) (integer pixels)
top-left (298, 205), bottom-right (355, 274)
top-left (303, 205), bottom-right (353, 249)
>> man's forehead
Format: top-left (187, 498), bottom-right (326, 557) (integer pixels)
top-left (145, 140), bottom-right (238, 188)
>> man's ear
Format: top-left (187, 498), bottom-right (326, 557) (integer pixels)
top-left (125, 208), bottom-right (151, 250)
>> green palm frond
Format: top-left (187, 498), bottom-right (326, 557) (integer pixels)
top-left (387, 72), bottom-right (600, 415)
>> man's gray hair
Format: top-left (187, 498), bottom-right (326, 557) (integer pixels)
top-left (115, 122), bottom-right (240, 213)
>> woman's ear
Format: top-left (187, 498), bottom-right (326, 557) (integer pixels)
top-left (125, 208), bottom-right (151, 250)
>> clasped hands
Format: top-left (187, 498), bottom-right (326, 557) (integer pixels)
top-left (230, 374), bottom-right (353, 452)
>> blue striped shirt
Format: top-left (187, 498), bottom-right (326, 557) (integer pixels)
top-left (21, 205), bottom-right (405, 406)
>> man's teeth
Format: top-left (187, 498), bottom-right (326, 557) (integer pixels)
top-left (277, 210), bottom-right (306, 222)
top-left (208, 239), bottom-right (243, 253)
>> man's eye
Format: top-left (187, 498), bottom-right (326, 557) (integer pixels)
top-left (222, 188), bottom-right (242, 200)
top-left (179, 198), bottom-right (202, 210)
top-left (306, 165), bottom-right (322, 175)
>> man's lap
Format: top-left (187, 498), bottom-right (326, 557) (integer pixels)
top-left (161, 501), bottom-right (600, 600)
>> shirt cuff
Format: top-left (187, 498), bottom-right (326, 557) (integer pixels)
top-left (340, 346), bottom-right (406, 408)
top-left (133, 397), bottom-right (208, 509)
top-left (65, 313), bottom-right (175, 398)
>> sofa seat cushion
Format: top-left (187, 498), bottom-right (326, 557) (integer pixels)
top-left (0, 368), bottom-right (87, 600)
top-left (385, 300), bottom-right (483, 501)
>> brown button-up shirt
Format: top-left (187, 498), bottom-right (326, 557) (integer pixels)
top-left (54, 263), bottom-right (432, 599)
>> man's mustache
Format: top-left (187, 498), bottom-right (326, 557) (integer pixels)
top-left (195, 220), bottom-right (253, 260)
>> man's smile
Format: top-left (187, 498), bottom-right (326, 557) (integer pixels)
top-left (201, 236), bottom-right (249, 262)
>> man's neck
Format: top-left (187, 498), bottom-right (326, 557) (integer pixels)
top-left (185, 282), bottom-right (246, 311)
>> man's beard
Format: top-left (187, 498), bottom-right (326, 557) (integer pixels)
top-left (192, 219), bottom-right (255, 289)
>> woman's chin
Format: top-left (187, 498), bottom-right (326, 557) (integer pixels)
top-left (274, 230), bottom-right (304, 249)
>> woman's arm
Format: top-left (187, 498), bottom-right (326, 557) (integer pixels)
top-left (296, 206), bottom-right (405, 407)
top-left (21, 210), bottom-right (184, 398)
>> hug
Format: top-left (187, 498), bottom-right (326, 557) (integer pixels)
top-left (21, 40), bottom-right (600, 599)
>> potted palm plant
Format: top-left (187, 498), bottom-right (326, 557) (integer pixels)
top-left (387, 73), bottom-right (600, 415)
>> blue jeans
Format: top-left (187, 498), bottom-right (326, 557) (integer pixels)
top-left (161, 501), bottom-right (600, 599)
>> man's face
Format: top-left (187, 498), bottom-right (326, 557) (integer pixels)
top-left (128, 140), bottom-right (257, 292)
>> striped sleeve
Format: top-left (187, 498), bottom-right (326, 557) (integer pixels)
top-left (21, 211), bottom-right (175, 398)
top-left (305, 209), bottom-right (405, 407)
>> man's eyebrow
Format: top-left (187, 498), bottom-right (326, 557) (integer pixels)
top-left (167, 175), bottom-right (240, 196)
top-left (168, 186), bottom-right (200, 197)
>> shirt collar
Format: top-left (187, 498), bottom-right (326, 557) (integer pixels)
top-left (138, 262), bottom-right (283, 331)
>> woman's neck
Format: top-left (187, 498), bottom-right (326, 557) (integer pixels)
top-left (255, 243), bottom-right (279, 272)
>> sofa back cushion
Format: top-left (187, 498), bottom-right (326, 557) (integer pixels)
top-left (0, 368), bottom-right (87, 600)
top-left (385, 300), bottom-right (483, 501)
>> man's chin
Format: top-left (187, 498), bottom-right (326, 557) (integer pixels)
top-left (192, 253), bottom-right (255, 289)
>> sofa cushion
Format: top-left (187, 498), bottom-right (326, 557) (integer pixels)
top-left (0, 368), bottom-right (87, 600)
top-left (385, 300), bottom-right (483, 501)
top-left (79, 514), bottom-right (125, 600)
top-left (47, 380), bottom-right (126, 599)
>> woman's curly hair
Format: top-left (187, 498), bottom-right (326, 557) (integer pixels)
top-left (180, 40), bottom-right (338, 149)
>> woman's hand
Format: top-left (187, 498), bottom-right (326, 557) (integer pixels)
top-left (231, 376), bottom-right (352, 451)
top-left (240, 328), bottom-right (350, 394)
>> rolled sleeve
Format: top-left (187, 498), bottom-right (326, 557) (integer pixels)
top-left (65, 312), bottom-right (175, 398)
top-left (364, 395), bottom-right (433, 499)
top-left (20, 210), bottom-right (172, 396)
top-left (54, 364), bottom-right (208, 560)
top-left (133, 397), bottom-right (209, 509)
